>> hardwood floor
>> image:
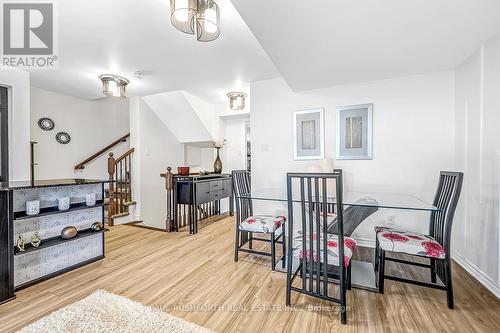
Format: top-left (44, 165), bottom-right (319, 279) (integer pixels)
top-left (1, 215), bottom-right (499, 332)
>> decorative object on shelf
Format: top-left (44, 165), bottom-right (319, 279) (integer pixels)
top-left (61, 226), bottom-right (78, 239)
top-left (336, 103), bottom-right (373, 160)
top-left (90, 222), bottom-right (104, 232)
top-left (199, 171), bottom-right (210, 175)
top-left (213, 139), bottom-right (226, 174)
top-left (26, 200), bottom-right (40, 216)
top-left (37, 117), bottom-right (55, 131)
top-left (99, 74), bottom-right (130, 98)
top-left (16, 235), bottom-right (26, 252)
top-left (55, 131), bottom-right (71, 144)
top-left (293, 108), bottom-right (325, 160)
top-left (30, 232), bottom-right (42, 248)
top-left (58, 197), bottom-right (70, 210)
top-left (170, 0), bottom-right (220, 42)
top-left (86, 193), bottom-right (96, 206)
top-left (177, 166), bottom-right (190, 176)
top-left (227, 91), bottom-right (247, 111)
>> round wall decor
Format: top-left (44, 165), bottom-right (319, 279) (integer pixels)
top-left (37, 117), bottom-right (55, 131)
top-left (55, 132), bottom-right (71, 144)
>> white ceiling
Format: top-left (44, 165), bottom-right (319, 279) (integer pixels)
top-left (232, 0), bottom-right (500, 91)
top-left (28, 0), bottom-right (279, 102)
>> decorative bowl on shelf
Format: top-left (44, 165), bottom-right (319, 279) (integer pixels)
top-left (91, 222), bottom-right (103, 231)
top-left (58, 197), bottom-right (70, 211)
top-left (26, 200), bottom-right (40, 216)
top-left (177, 166), bottom-right (190, 176)
top-left (61, 226), bottom-right (77, 239)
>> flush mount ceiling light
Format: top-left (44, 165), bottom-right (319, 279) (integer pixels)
top-left (99, 74), bottom-right (130, 98)
top-left (227, 91), bottom-right (247, 111)
top-left (170, 0), bottom-right (220, 42)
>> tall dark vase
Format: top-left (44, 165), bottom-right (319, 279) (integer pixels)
top-left (214, 148), bottom-right (222, 174)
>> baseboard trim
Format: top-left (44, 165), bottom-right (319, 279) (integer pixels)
top-left (452, 250), bottom-right (500, 299)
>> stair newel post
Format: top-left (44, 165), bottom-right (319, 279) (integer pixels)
top-left (165, 167), bottom-right (173, 232)
top-left (108, 152), bottom-right (116, 226)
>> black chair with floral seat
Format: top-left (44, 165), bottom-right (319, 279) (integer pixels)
top-left (232, 170), bottom-right (286, 270)
top-left (285, 172), bottom-right (356, 325)
top-left (374, 171), bottom-right (463, 309)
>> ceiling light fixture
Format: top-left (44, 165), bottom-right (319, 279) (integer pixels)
top-left (170, 0), bottom-right (220, 42)
top-left (99, 74), bottom-right (130, 98)
top-left (227, 91), bottom-right (247, 111)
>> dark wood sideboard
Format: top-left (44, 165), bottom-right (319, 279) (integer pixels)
top-left (172, 174), bottom-right (233, 234)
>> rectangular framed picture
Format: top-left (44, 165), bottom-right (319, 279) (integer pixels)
top-left (336, 104), bottom-right (373, 160)
top-left (293, 108), bottom-right (324, 160)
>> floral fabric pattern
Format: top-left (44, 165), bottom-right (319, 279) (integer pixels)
top-left (292, 233), bottom-right (357, 267)
top-left (240, 215), bottom-right (286, 233)
top-left (375, 226), bottom-right (446, 259)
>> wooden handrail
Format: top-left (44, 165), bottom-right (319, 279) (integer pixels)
top-left (74, 133), bottom-right (130, 170)
top-left (115, 148), bottom-right (135, 163)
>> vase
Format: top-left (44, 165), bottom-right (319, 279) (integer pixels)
top-left (58, 197), bottom-right (70, 210)
top-left (26, 200), bottom-right (40, 216)
top-left (214, 148), bottom-right (222, 174)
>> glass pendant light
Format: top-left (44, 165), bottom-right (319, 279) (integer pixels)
top-left (170, 0), bottom-right (220, 42)
top-left (99, 74), bottom-right (130, 98)
top-left (227, 92), bottom-right (247, 111)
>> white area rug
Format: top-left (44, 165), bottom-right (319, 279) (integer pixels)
top-left (18, 289), bottom-right (213, 333)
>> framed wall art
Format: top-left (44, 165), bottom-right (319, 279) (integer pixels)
top-left (293, 108), bottom-right (324, 160)
top-left (336, 104), bottom-right (373, 160)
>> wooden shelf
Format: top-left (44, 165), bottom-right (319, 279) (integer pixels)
top-left (13, 200), bottom-right (104, 220)
top-left (14, 228), bottom-right (108, 256)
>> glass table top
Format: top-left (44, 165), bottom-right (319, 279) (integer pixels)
top-left (235, 188), bottom-right (439, 212)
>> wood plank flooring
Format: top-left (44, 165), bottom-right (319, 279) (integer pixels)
top-left (1, 215), bottom-right (499, 332)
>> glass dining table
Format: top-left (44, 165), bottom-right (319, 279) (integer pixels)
top-left (235, 189), bottom-right (440, 291)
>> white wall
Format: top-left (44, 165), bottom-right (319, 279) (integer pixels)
top-left (0, 69), bottom-right (30, 181)
top-left (250, 72), bottom-right (455, 244)
top-left (30, 88), bottom-right (130, 180)
top-left (454, 32), bottom-right (500, 297)
top-left (129, 97), bottom-right (184, 229)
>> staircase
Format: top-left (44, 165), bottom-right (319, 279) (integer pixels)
top-left (74, 133), bottom-right (135, 226)
top-left (106, 149), bottom-right (135, 226)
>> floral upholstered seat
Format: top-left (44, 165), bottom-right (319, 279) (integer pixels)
top-left (292, 233), bottom-right (357, 267)
top-left (375, 226), bottom-right (446, 259)
top-left (240, 215), bottom-right (286, 233)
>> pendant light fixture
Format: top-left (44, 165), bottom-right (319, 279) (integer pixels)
top-left (170, 0), bottom-right (220, 42)
top-left (99, 74), bottom-right (130, 98)
top-left (227, 91), bottom-right (247, 111)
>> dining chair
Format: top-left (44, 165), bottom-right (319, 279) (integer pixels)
top-left (232, 170), bottom-right (286, 270)
top-left (374, 171), bottom-right (463, 309)
top-left (285, 172), bottom-right (356, 325)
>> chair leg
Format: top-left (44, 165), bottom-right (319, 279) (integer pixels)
top-left (374, 237), bottom-right (380, 272)
top-left (271, 231), bottom-right (276, 271)
top-left (445, 258), bottom-right (454, 309)
top-left (340, 277), bottom-right (347, 324)
top-left (281, 227), bottom-right (286, 269)
top-left (347, 263), bottom-right (352, 290)
top-left (430, 258), bottom-right (437, 284)
top-left (249, 231), bottom-right (253, 249)
top-left (377, 250), bottom-right (385, 294)
top-left (234, 227), bottom-right (240, 262)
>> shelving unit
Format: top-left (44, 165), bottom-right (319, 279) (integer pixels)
top-left (14, 200), bottom-right (105, 220)
top-left (14, 228), bottom-right (108, 255)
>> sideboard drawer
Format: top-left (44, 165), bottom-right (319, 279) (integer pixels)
top-left (196, 182), bottom-right (211, 204)
top-left (210, 190), bottom-right (223, 201)
top-left (210, 180), bottom-right (223, 191)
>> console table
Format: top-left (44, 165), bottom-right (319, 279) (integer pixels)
top-left (0, 179), bottom-right (109, 304)
top-left (171, 174), bottom-right (233, 234)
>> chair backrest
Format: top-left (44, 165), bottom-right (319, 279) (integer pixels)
top-left (429, 171), bottom-right (464, 254)
top-left (287, 172), bottom-right (346, 297)
top-left (231, 170), bottom-right (253, 223)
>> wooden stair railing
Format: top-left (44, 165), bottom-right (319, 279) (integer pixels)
top-left (107, 148), bottom-right (135, 226)
top-left (74, 133), bottom-right (130, 170)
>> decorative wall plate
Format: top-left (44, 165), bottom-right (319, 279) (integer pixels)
top-left (38, 117), bottom-right (55, 131)
top-left (55, 132), bottom-right (71, 144)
